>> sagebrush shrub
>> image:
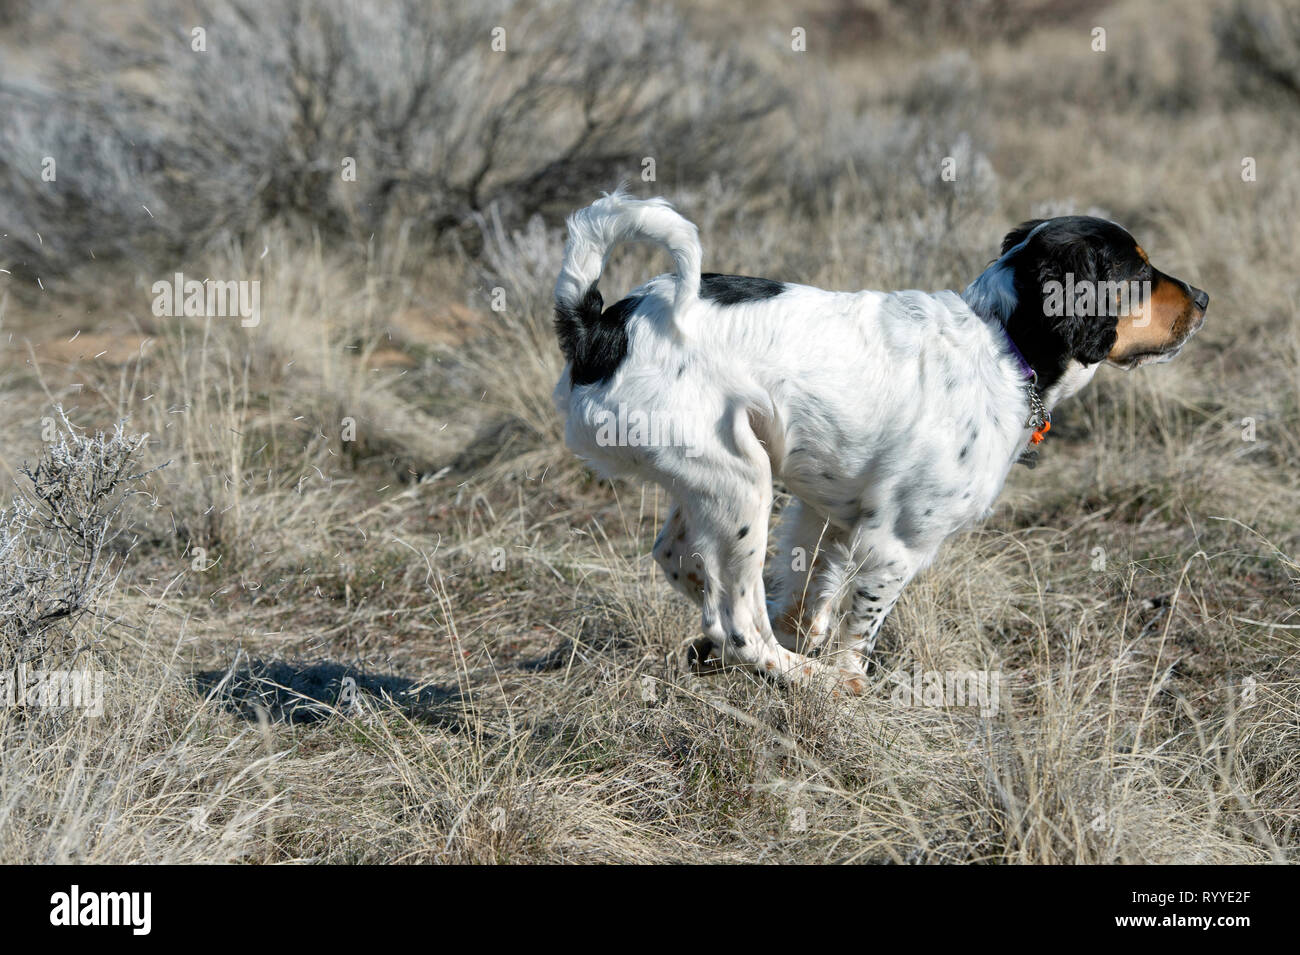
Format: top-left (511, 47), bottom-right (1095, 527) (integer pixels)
top-left (0, 0), bottom-right (779, 282)
top-left (0, 411), bottom-right (162, 668)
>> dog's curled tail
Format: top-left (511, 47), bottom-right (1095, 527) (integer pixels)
top-left (554, 189), bottom-right (702, 366)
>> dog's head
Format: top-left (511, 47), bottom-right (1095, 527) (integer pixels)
top-left (964, 216), bottom-right (1208, 398)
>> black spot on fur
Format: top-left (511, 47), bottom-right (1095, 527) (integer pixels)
top-left (893, 487), bottom-right (925, 546)
top-left (730, 632), bottom-right (747, 648)
top-left (555, 290), bottom-right (643, 387)
top-left (737, 525), bottom-right (749, 539)
top-left (699, 273), bottom-right (786, 305)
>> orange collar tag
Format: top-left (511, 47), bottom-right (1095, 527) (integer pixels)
top-left (1029, 419), bottom-right (1051, 445)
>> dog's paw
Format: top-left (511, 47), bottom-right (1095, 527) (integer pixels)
top-left (683, 636), bottom-right (724, 675)
top-left (832, 668), bottom-right (867, 697)
top-left (774, 656), bottom-right (866, 697)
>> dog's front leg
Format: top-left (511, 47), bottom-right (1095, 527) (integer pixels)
top-left (654, 407), bottom-right (865, 696)
top-left (679, 487), bottom-right (864, 696)
top-left (837, 534), bottom-right (931, 671)
top-left (768, 498), bottom-right (848, 654)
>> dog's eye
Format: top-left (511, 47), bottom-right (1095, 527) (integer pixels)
top-left (1126, 264), bottom-right (1153, 290)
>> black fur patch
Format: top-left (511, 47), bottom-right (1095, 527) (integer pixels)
top-left (556, 274), bottom-right (783, 388)
top-left (554, 290), bottom-right (643, 388)
top-left (997, 216), bottom-right (1147, 392)
top-left (699, 273), bottom-right (786, 305)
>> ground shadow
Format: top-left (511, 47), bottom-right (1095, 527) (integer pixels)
top-left (192, 658), bottom-right (471, 727)
top-left (191, 639), bottom-right (584, 728)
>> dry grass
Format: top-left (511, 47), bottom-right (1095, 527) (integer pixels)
top-left (0, 0), bottom-right (1296, 863)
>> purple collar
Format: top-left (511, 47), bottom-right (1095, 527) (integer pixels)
top-left (1002, 328), bottom-right (1036, 382)
top-left (1000, 325), bottom-right (1051, 460)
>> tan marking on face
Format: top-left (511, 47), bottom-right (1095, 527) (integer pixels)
top-left (1134, 244), bottom-right (1149, 264)
top-left (1108, 274), bottom-right (1200, 366)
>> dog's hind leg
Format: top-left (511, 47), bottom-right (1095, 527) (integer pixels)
top-left (653, 502), bottom-right (718, 666)
top-left (654, 502), bottom-right (708, 605)
top-left (668, 414), bottom-right (865, 696)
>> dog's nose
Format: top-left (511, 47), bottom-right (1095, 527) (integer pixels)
top-left (1192, 287), bottom-right (1209, 311)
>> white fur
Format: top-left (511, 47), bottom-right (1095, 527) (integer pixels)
top-left (555, 187), bottom-right (701, 331)
top-left (552, 195), bottom-right (1089, 693)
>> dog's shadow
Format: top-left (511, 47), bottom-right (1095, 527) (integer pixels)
top-left (193, 643), bottom-right (576, 728)
top-left (192, 658), bottom-right (470, 727)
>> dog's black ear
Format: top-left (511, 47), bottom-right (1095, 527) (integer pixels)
top-left (1016, 224), bottom-right (1118, 367)
top-left (1001, 219), bottom-right (1047, 255)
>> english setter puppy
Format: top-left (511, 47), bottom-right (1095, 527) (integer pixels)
top-left (552, 191), bottom-right (1208, 695)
